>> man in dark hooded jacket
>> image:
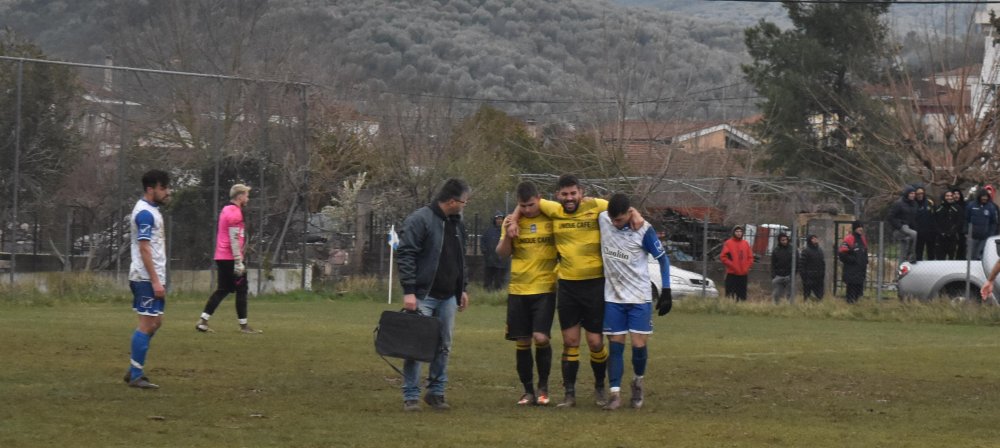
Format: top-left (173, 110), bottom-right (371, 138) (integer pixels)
top-left (838, 221), bottom-right (868, 304)
top-left (481, 211), bottom-right (508, 290)
top-left (913, 186), bottom-right (935, 261)
top-left (799, 234), bottom-right (825, 301)
top-left (888, 186), bottom-right (917, 264)
top-left (770, 233), bottom-right (794, 304)
top-left (966, 188), bottom-right (998, 261)
top-left (933, 190), bottom-right (964, 260)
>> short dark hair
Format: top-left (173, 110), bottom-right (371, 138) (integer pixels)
top-left (556, 174), bottom-right (580, 190)
top-left (777, 233), bottom-right (789, 241)
top-left (141, 170), bottom-right (170, 191)
top-left (434, 178), bottom-right (470, 203)
top-left (516, 182), bottom-right (539, 202)
top-left (608, 193), bottom-right (630, 218)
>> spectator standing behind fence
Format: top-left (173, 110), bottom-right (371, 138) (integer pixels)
top-left (914, 186), bottom-right (935, 261)
top-left (933, 190), bottom-right (964, 260)
top-left (838, 221), bottom-right (868, 304)
top-left (799, 234), bottom-right (825, 301)
top-left (966, 188), bottom-right (997, 261)
top-left (720, 226), bottom-right (753, 301)
top-left (952, 188), bottom-right (968, 259)
top-left (480, 211), bottom-right (508, 291)
top-left (396, 178), bottom-right (471, 412)
top-left (196, 184), bottom-right (260, 334)
top-left (770, 233), bottom-right (793, 304)
top-left (888, 186), bottom-right (918, 264)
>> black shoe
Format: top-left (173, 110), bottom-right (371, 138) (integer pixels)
top-left (403, 400), bottom-right (421, 412)
top-left (594, 386), bottom-right (608, 407)
top-left (423, 393), bottom-right (450, 410)
top-left (128, 376), bottom-right (159, 389)
top-left (556, 387), bottom-right (576, 408)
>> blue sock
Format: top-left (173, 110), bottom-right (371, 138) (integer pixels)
top-left (632, 345), bottom-right (648, 377)
top-left (129, 330), bottom-right (152, 381)
top-left (608, 341), bottom-right (625, 389)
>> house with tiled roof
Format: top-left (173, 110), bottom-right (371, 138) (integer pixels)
top-left (597, 119), bottom-right (759, 178)
top-left (594, 117), bottom-right (761, 226)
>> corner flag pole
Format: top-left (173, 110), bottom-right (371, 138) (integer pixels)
top-left (387, 225), bottom-right (399, 304)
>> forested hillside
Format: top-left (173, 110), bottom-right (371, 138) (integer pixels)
top-left (0, 0), bottom-right (753, 120)
top-left (612, 0), bottom-right (981, 31)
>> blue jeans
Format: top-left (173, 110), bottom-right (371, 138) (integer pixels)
top-left (402, 295), bottom-right (457, 401)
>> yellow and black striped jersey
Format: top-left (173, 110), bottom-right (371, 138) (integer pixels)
top-left (539, 197), bottom-right (608, 280)
top-left (502, 214), bottom-right (557, 295)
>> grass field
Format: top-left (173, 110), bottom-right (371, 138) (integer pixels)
top-left (2, 288), bottom-right (1000, 447)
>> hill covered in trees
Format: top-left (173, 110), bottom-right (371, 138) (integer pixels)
top-left (612, 0), bottom-right (981, 31)
top-left (0, 0), bottom-right (754, 120)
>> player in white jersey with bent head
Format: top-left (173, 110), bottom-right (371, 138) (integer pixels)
top-left (598, 193), bottom-right (672, 410)
top-left (124, 170), bottom-right (171, 389)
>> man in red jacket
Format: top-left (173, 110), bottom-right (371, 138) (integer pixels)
top-left (720, 226), bottom-right (753, 301)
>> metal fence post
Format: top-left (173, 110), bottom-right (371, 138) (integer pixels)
top-left (701, 212), bottom-right (708, 298)
top-left (877, 221), bottom-right (884, 302)
top-left (10, 60), bottom-right (22, 285)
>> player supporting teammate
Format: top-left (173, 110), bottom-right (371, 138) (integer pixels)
top-left (509, 174), bottom-right (643, 407)
top-left (598, 193), bottom-right (672, 410)
top-left (496, 182), bottom-right (557, 406)
top-left (123, 170), bottom-right (171, 389)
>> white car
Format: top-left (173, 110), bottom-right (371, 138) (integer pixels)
top-left (648, 255), bottom-right (719, 299)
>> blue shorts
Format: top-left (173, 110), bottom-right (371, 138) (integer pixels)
top-left (130, 281), bottom-right (165, 316)
top-left (603, 302), bottom-right (653, 335)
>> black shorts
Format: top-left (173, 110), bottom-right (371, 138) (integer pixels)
top-left (505, 293), bottom-right (556, 341)
top-left (215, 260), bottom-right (249, 295)
top-left (557, 278), bottom-right (605, 333)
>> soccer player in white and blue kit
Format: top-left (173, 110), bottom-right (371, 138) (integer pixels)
top-left (598, 193), bottom-right (672, 410)
top-left (123, 170), bottom-right (171, 389)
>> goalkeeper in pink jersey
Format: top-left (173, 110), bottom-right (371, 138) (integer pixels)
top-left (196, 184), bottom-right (261, 334)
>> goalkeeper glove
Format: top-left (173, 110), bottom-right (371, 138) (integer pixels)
top-left (656, 288), bottom-right (673, 316)
top-left (234, 259), bottom-right (246, 276)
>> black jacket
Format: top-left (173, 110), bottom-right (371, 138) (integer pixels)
top-left (771, 243), bottom-right (793, 277)
top-left (799, 243), bottom-right (825, 283)
top-left (915, 196), bottom-right (935, 233)
top-left (480, 225), bottom-right (504, 268)
top-left (933, 200), bottom-right (964, 235)
top-left (888, 189), bottom-right (917, 231)
top-left (838, 232), bottom-right (868, 284)
top-left (397, 203), bottom-right (468, 300)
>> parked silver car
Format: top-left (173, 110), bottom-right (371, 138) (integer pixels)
top-left (648, 255), bottom-right (719, 299)
top-left (896, 236), bottom-right (1000, 301)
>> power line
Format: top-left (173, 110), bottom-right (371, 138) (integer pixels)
top-left (705, 0), bottom-right (1000, 4)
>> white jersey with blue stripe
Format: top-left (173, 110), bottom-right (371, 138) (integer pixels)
top-left (598, 211), bottom-right (670, 304)
top-left (129, 198), bottom-right (167, 283)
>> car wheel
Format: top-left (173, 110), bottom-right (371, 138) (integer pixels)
top-left (936, 282), bottom-right (982, 303)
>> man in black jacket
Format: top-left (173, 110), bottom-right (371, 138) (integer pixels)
top-left (838, 221), bottom-right (868, 304)
top-left (396, 178), bottom-right (471, 412)
top-left (933, 191), bottom-right (964, 260)
top-left (799, 234), bottom-right (825, 301)
top-left (914, 186), bottom-right (935, 261)
top-left (888, 186), bottom-right (918, 264)
top-left (480, 211), bottom-right (508, 291)
top-left (770, 233), bottom-right (794, 304)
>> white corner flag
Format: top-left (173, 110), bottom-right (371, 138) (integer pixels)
top-left (387, 225), bottom-right (399, 304)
